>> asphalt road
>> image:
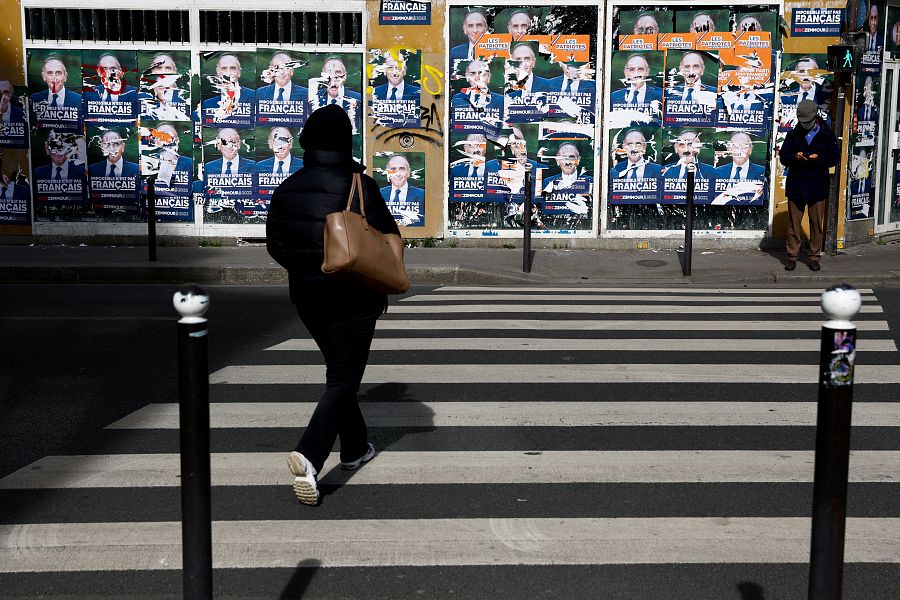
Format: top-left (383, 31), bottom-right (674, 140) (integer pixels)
top-left (1, 282), bottom-right (898, 599)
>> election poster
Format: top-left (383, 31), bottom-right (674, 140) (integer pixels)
top-left (505, 38), bottom-right (555, 124)
top-left (379, 0), bottom-right (431, 25)
top-left (307, 53), bottom-right (363, 136)
top-left (450, 54), bottom-right (505, 136)
top-left (0, 82), bottom-right (29, 149)
top-left (659, 126), bottom-right (715, 204)
top-left (849, 147), bottom-right (875, 220)
top-left (791, 8), bottom-right (844, 37)
top-left (777, 54), bottom-right (832, 133)
top-left (608, 51), bottom-right (664, 128)
top-left (711, 129), bottom-right (767, 206)
top-left (853, 73), bottom-right (879, 147)
top-left (368, 48), bottom-right (422, 129)
top-left (138, 50), bottom-right (191, 122)
top-left (485, 124), bottom-right (548, 228)
top-left (82, 50), bottom-right (139, 124)
top-left (86, 124), bottom-right (141, 219)
top-left (860, 1), bottom-right (884, 75)
top-left (255, 125), bottom-right (303, 212)
top-left (200, 51), bottom-right (257, 130)
top-left (27, 49), bottom-right (83, 133)
top-left (716, 31), bottom-right (774, 133)
top-left (202, 126), bottom-right (259, 221)
top-left (608, 125), bottom-right (661, 204)
top-left (663, 49), bottom-right (719, 128)
top-left (374, 151), bottom-right (426, 227)
top-left (888, 6), bottom-right (900, 58)
top-left (0, 148), bottom-right (32, 225)
top-left (256, 49), bottom-right (308, 128)
top-left (139, 120), bottom-right (193, 222)
top-left (536, 123), bottom-right (593, 227)
top-left (448, 131), bottom-right (487, 201)
top-left (30, 129), bottom-right (87, 219)
top-left (542, 35), bottom-right (596, 124)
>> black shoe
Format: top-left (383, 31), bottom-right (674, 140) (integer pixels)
top-left (809, 260), bottom-right (821, 271)
top-left (784, 260), bottom-right (796, 271)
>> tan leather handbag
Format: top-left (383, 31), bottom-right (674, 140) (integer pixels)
top-left (321, 172), bottom-right (410, 294)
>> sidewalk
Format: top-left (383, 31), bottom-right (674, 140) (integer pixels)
top-left (0, 241), bottom-right (897, 286)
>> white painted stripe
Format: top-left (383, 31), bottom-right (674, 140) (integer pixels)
top-left (208, 364), bottom-right (900, 385)
top-left (267, 338), bottom-right (899, 352)
top-left (106, 402), bottom-right (900, 430)
top-left (436, 286), bottom-right (877, 294)
top-left (402, 293), bottom-right (878, 303)
top-left (1, 518), bottom-right (897, 571)
top-left (376, 320), bottom-right (892, 331)
top-left (2, 451), bottom-right (897, 489)
top-left (388, 304), bottom-right (884, 314)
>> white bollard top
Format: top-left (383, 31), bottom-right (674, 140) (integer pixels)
top-left (173, 284), bottom-right (209, 324)
top-left (821, 284), bottom-right (861, 329)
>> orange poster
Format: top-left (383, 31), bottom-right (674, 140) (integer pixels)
top-left (618, 34), bottom-right (658, 52)
top-left (657, 33), bottom-right (698, 51)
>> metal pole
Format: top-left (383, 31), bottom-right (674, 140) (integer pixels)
top-left (682, 165), bottom-right (695, 276)
top-left (825, 75), bottom-right (848, 255)
top-left (523, 164), bottom-right (533, 273)
top-left (147, 176), bottom-right (158, 263)
top-left (173, 285), bottom-right (212, 600)
top-left (808, 284), bottom-right (861, 600)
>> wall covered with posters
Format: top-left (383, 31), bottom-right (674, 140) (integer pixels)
top-left (446, 5), bottom-right (599, 237)
top-left (605, 4), bottom-right (780, 233)
top-left (2, 1), bottom-right (885, 243)
top-left (20, 46), bottom-right (366, 228)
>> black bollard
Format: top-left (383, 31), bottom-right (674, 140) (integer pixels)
top-left (174, 284), bottom-right (212, 600)
top-left (682, 165), bottom-right (695, 276)
top-left (147, 176), bottom-right (158, 262)
top-left (523, 164), bottom-right (533, 273)
top-left (808, 284), bottom-right (862, 600)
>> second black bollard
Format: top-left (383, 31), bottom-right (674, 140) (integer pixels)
top-left (523, 164), bottom-right (533, 273)
top-left (147, 176), bottom-right (158, 263)
top-left (174, 284), bottom-right (213, 600)
top-left (808, 284), bottom-right (862, 600)
top-left (682, 165), bottom-right (695, 276)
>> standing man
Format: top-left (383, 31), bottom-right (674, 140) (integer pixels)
top-left (777, 100), bottom-right (840, 271)
top-left (450, 10), bottom-right (488, 62)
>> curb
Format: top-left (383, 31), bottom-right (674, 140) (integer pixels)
top-left (2, 265), bottom-right (898, 286)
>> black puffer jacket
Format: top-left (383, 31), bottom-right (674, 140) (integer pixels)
top-left (266, 149), bottom-right (401, 302)
top-left (778, 119), bottom-right (841, 202)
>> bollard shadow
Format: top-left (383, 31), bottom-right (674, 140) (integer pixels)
top-left (316, 382), bottom-right (436, 498)
top-left (279, 558), bottom-right (322, 599)
top-left (737, 581), bottom-right (766, 600)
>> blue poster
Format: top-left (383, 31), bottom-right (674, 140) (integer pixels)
top-left (0, 83), bottom-right (29, 149)
top-left (379, 0), bottom-right (431, 25)
top-left (791, 8), bottom-right (844, 37)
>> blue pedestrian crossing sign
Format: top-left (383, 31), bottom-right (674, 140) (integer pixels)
top-left (827, 44), bottom-right (859, 73)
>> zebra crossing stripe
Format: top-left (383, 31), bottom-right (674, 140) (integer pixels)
top-left (208, 364), bottom-right (900, 385)
top-left (387, 304), bottom-right (884, 314)
top-left (0, 517), bottom-right (898, 571)
top-left (3, 451), bottom-right (898, 489)
top-left (105, 402), bottom-right (900, 430)
top-left (266, 338), bottom-right (898, 352)
top-left (375, 320), bottom-right (891, 331)
top-left (434, 286), bottom-right (877, 294)
top-left (401, 294), bottom-right (879, 303)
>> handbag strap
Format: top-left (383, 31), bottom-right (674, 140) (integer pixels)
top-left (345, 172), bottom-right (367, 219)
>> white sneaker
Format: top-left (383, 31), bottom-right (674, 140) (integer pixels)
top-left (341, 443), bottom-right (376, 470)
top-left (287, 451), bottom-right (319, 506)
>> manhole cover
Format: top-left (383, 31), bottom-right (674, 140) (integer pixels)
top-left (636, 259), bottom-right (667, 267)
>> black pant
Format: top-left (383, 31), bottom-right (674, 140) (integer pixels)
top-left (292, 276), bottom-right (384, 474)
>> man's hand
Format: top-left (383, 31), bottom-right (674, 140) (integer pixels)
top-left (795, 152), bottom-right (807, 161)
top-left (808, 153), bottom-right (819, 160)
